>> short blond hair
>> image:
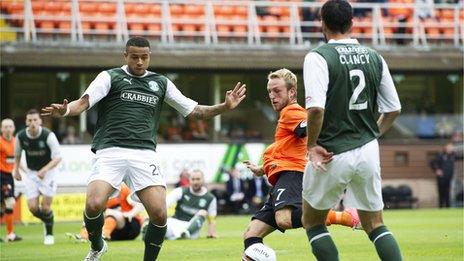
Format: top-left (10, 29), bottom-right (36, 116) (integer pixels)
top-left (267, 68), bottom-right (297, 91)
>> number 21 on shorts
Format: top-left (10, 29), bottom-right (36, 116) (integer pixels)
top-left (149, 164), bottom-right (162, 176)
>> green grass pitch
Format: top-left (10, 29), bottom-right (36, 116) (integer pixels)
top-left (1, 209), bottom-right (462, 260)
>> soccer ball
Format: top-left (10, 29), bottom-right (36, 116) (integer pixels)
top-left (243, 243), bottom-right (277, 261)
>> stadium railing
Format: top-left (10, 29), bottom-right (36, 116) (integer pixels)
top-left (0, 0), bottom-right (462, 49)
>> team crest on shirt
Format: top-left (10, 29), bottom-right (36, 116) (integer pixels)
top-left (184, 195), bottom-right (191, 201)
top-left (38, 141), bottom-right (45, 148)
top-left (148, 81), bottom-right (159, 92)
top-left (199, 199), bottom-right (207, 208)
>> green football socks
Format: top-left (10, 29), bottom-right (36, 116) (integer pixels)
top-left (369, 225), bottom-right (403, 261)
top-left (31, 209), bottom-right (54, 235)
top-left (144, 222), bottom-right (167, 261)
top-left (42, 211), bottom-right (54, 235)
top-left (83, 212), bottom-right (104, 251)
top-left (306, 225), bottom-right (339, 261)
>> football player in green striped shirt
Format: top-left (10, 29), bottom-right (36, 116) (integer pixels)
top-left (301, 1), bottom-right (403, 260)
top-left (41, 36), bottom-right (246, 261)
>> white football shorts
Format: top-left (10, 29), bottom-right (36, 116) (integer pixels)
top-left (302, 139), bottom-right (384, 211)
top-left (23, 168), bottom-right (58, 199)
top-left (165, 217), bottom-right (200, 240)
top-left (88, 147), bottom-right (166, 202)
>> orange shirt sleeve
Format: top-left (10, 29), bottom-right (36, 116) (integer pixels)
top-left (279, 105), bottom-right (307, 132)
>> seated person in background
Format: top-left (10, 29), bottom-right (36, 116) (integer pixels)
top-left (156, 169), bottom-right (217, 240)
top-left (245, 176), bottom-right (269, 211)
top-left (226, 167), bottom-right (247, 214)
top-left (175, 168), bottom-right (190, 188)
top-left (73, 184), bottom-right (144, 241)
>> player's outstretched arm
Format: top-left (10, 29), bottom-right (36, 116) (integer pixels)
top-left (41, 95), bottom-right (90, 118)
top-left (188, 82), bottom-right (246, 120)
top-left (243, 160), bottom-right (265, 177)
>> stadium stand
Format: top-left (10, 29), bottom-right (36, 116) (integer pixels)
top-left (0, 0), bottom-right (462, 47)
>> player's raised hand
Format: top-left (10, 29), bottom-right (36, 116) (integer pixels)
top-left (13, 169), bottom-right (22, 181)
top-left (308, 145), bottom-right (333, 171)
top-left (41, 99), bottom-right (69, 117)
top-left (243, 160), bottom-right (264, 176)
top-left (224, 82), bottom-right (246, 109)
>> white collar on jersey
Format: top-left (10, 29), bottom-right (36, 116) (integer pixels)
top-left (328, 38), bottom-right (359, 44)
top-left (26, 126), bottom-right (42, 139)
top-left (121, 65), bottom-right (154, 78)
top-left (189, 186), bottom-right (208, 196)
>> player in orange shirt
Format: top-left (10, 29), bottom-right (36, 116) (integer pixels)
top-left (75, 184), bottom-right (144, 241)
top-left (0, 118), bottom-right (22, 242)
top-left (242, 69), bottom-right (359, 257)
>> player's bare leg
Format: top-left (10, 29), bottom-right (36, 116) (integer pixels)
top-left (357, 210), bottom-right (402, 260)
top-left (84, 180), bottom-right (114, 260)
top-left (302, 199), bottom-right (339, 261)
top-left (137, 185), bottom-right (167, 261)
top-left (242, 219), bottom-right (275, 260)
top-left (275, 207), bottom-right (301, 230)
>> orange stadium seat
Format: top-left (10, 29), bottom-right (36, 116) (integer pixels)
top-left (58, 21), bottom-right (71, 33)
top-left (147, 23), bottom-right (161, 34)
top-left (62, 2), bottom-right (71, 12)
top-left (129, 23), bottom-right (145, 34)
top-left (7, 1), bottom-right (23, 13)
top-left (215, 5), bottom-right (234, 16)
top-left (81, 21), bottom-right (92, 33)
top-left (231, 15), bottom-right (247, 36)
top-left (94, 22), bottom-right (111, 33)
top-left (133, 4), bottom-right (149, 15)
top-left (170, 4), bottom-right (184, 16)
top-left (235, 6), bottom-right (248, 17)
top-left (32, 1), bottom-right (45, 13)
top-left (279, 15), bottom-right (291, 35)
top-left (439, 9), bottom-right (455, 20)
top-left (124, 3), bottom-right (136, 14)
top-left (40, 21), bottom-right (55, 32)
top-left (98, 3), bottom-right (116, 14)
top-left (44, 2), bottom-right (63, 12)
top-left (79, 2), bottom-right (97, 13)
top-left (423, 18), bottom-right (440, 39)
top-left (184, 5), bottom-right (204, 15)
top-left (149, 4), bottom-right (162, 15)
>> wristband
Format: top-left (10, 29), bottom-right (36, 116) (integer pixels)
top-left (62, 106), bottom-right (70, 117)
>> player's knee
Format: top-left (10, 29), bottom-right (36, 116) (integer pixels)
top-left (147, 209), bottom-right (167, 226)
top-left (85, 197), bottom-right (106, 215)
top-left (42, 205), bottom-right (52, 213)
top-left (28, 205), bottom-right (40, 215)
top-left (275, 211), bottom-right (292, 230)
top-left (275, 216), bottom-right (292, 230)
top-left (4, 197), bottom-right (15, 210)
top-left (197, 209), bottom-right (208, 217)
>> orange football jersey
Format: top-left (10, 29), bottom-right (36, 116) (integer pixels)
top-left (0, 136), bottom-right (15, 173)
top-left (262, 103), bottom-right (307, 185)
